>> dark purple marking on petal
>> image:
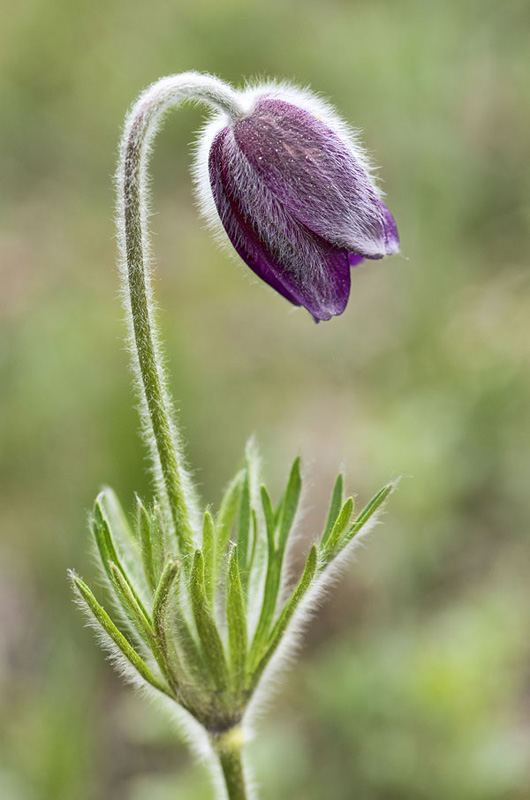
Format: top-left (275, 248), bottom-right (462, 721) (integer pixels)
top-left (348, 253), bottom-right (364, 267)
top-left (232, 98), bottom-right (393, 259)
top-left (209, 128), bottom-right (352, 321)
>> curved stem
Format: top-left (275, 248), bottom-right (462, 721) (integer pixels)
top-left (212, 728), bottom-right (249, 800)
top-left (116, 74), bottom-right (245, 554)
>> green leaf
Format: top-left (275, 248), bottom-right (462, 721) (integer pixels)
top-left (250, 545), bottom-right (317, 688)
top-left (71, 573), bottom-right (171, 698)
top-left (321, 474), bottom-right (344, 547)
top-left (237, 469), bottom-right (251, 579)
top-left (244, 436), bottom-right (261, 487)
top-left (248, 550), bottom-right (282, 669)
top-left (215, 470), bottom-right (244, 579)
top-left (172, 607), bottom-right (208, 682)
top-left (277, 457), bottom-right (302, 550)
top-left (152, 559), bottom-right (180, 638)
top-left (260, 485), bottom-right (275, 548)
top-left (190, 550), bottom-right (229, 691)
top-left (137, 496), bottom-right (156, 593)
top-left (321, 497), bottom-right (354, 556)
top-left (91, 499), bottom-right (150, 624)
top-left (226, 546), bottom-right (247, 688)
top-left (99, 487), bottom-right (135, 543)
top-left (91, 499), bottom-right (121, 581)
top-left (151, 559), bottom-right (184, 691)
top-left (339, 482), bottom-right (395, 552)
top-left (249, 460), bottom-right (302, 665)
top-left (202, 511), bottom-right (215, 604)
top-left (269, 545), bottom-right (317, 643)
top-left (109, 562), bottom-right (154, 642)
top-left (150, 505), bottom-right (168, 582)
top-left (248, 509), bottom-right (258, 574)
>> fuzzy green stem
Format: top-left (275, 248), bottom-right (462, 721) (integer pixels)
top-left (213, 729), bottom-right (249, 800)
top-left (117, 73), bottom-right (245, 555)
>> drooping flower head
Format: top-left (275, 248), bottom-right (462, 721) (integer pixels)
top-left (195, 81), bottom-right (399, 321)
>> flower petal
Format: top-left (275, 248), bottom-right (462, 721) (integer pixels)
top-left (209, 128), bottom-right (353, 321)
top-left (380, 201), bottom-right (400, 254)
top-left (233, 98), bottom-right (397, 259)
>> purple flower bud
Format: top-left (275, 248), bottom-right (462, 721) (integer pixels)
top-left (195, 84), bottom-right (399, 321)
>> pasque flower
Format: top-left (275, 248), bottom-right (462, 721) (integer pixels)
top-left (71, 74), bottom-right (398, 800)
top-left (196, 83), bottom-right (399, 321)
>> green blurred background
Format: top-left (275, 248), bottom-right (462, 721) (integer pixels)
top-left (1, 0), bottom-right (529, 797)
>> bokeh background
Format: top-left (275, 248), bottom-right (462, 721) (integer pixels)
top-left (1, 0), bottom-right (529, 797)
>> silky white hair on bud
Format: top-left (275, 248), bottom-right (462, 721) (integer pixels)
top-left (192, 77), bottom-right (383, 264)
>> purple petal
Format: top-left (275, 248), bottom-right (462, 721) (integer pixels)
top-left (380, 201), bottom-right (400, 254)
top-left (209, 128), bottom-right (352, 321)
top-left (349, 252), bottom-right (364, 267)
top-left (233, 98), bottom-right (396, 259)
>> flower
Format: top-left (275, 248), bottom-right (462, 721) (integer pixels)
top-left (196, 83), bottom-right (399, 322)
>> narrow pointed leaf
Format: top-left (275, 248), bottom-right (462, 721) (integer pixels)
top-left (109, 562), bottom-right (153, 640)
top-left (322, 496), bottom-right (354, 555)
top-left (226, 546), bottom-right (247, 687)
top-left (247, 509), bottom-right (259, 574)
top-left (137, 496), bottom-right (156, 593)
top-left (248, 551), bottom-right (282, 668)
top-left (273, 498), bottom-right (283, 531)
top-left (92, 502), bottom-right (150, 623)
top-left (215, 471), bottom-right (244, 578)
top-left (277, 457), bottom-right (302, 550)
top-left (172, 607), bottom-right (208, 681)
top-left (237, 469), bottom-right (251, 578)
top-left (244, 436), bottom-right (261, 494)
top-left (72, 575), bottom-right (171, 697)
top-left (92, 500), bottom-right (149, 619)
top-left (260, 485), bottom-right (275, 548)
top-left (251, 545), bottom-right (317, 688)
top-left (268, 545), bottom-right (317, 644)
top-left (202, 511), bottom-right (215, 604)
top-left (99, 487), bottom-right (135, 543)
top-left (151, 505), bottom-right (168, 581)
top-left (321, 473), bottom-right (344, 547)
top-left (339, 482), bottom-right (395, 552)
top-left (152, 559), bottom-right (180, 637)
top-left (151, 559), bottom-right (183, 691)
top-left (190, 550), bottom-right (229, 691)
top-left (92, 501), bottom-right (121, 580)
top-left (249, 461), bottom-right (302, 663)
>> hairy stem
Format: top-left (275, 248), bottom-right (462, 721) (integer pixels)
top-left (116, 73), bottom-right (245, 554)
top-left (213, 728), bottom-right (249, 800)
